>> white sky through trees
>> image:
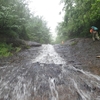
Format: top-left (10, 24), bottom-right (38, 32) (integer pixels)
top-left (28, 0), bottom-right (64, 39)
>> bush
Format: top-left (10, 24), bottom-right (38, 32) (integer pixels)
top-left (0, 43), bottom-right (13, 57)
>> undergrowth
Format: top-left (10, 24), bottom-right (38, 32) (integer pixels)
top-left (0, 43), bottom-right (21, 57)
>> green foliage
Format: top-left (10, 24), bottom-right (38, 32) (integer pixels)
top-left (0, 43), bottom-right (13, 57)
top-left (56, 0), bottom-right (100, 41)
top-left (0, 0), bottom-right (52, 44)
top-left (26, 16), bottom-right (51, 43)
top-left (0, 43), bottom-right (23, 57)
top-left (15, 47), bottom-right (21, 53)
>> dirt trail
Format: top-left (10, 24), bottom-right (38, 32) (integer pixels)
top-left (0, 38), bottom-right (100, 100)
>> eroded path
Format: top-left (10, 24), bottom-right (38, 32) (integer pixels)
top-left (0, 44), bottom-right (100, 100)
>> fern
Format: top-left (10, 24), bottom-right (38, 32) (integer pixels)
top-left (0, 43), bottom-right (13, 57)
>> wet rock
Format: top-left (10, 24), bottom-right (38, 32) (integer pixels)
top-left (83, 83), bottom-right (92, 92)
top-left (25, 41), bottom-right (42, 47)
top-left (1, 41), bottom-right (100, 100)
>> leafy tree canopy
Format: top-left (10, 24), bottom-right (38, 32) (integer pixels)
top-left (55, 0), bottom-right (100, 43)
top-left (0, 0), bottom-right (52, 44)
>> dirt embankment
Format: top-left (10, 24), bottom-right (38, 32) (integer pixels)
top-left (54, 38), bottom-right (100, 75)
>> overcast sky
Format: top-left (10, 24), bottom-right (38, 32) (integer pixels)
top-left (28, 0), bottom-right (64, 39)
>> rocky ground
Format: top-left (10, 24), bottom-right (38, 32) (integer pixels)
top-left (0, 38), bottom-right (100, 100)
top-left (55, 38), bottom-right (100, 75)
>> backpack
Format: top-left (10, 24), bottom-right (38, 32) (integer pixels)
top-left (91, 26), bottom-right (98, 31)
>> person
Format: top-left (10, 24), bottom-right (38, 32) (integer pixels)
top-left (62, 41), bottom-right (64, 44)
top-left (90, 26), bottom-right (99, 41)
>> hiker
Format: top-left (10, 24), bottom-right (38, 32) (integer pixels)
top-left (62, 41), bottom-right (64, 44)
top-left (90, 26), bottom-right (99, 41)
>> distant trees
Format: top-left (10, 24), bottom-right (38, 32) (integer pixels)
top-left (0, 0), bottom-right (51, 44)
top-left (55, 0), bottom-right (100, 43)
top-left (26, 16), bottom-right (51, 43)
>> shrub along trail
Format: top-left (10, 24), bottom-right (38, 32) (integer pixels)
top-left (0, 38), bottom-right (100, 100)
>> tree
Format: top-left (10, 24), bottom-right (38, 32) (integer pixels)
top-left (0, 0), bottom-right (52, 44)
top-left (56, 0), bottom-right (100, 42)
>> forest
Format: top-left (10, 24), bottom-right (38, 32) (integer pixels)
top-left (0, 0), bottom-right (100, 57)
top-left (0, 0), bottom-right (52, 57)
top-left (55, 0), bottom-right (100, 43)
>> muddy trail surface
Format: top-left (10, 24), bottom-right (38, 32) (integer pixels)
top-left (0, 38), bottom-right (100, 100)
